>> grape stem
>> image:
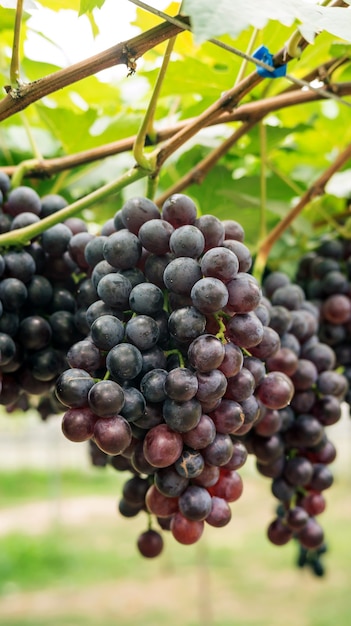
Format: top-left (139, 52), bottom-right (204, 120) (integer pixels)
top-left (259, 120), bottom-right (267, 242)
top-left (0, 165), bottom-right (148, 248)
top-left (133, 36), bottom-right (176, 171)
top-left (254, 141), bottom-right (351, 280)
top-left (9, 0), bottom-right (24, 87)
top-left (234, 28), bottom-right (259, 86)
top-left (146, 173), bottom-right (160, 200)
top-left (213, 313), bottom-right (227, 344)
top-left (165, 349), bottom-right (185, 368)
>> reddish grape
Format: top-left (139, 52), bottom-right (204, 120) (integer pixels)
top-left (257, 372), bottom-right (294, 410)
top-left (143, 424), bottom-right (183, 468)
top-left (206, 496), bottom-right (232, 527)
top-left (62, 407), bottom-right (96, 442)
top-left (93, 415), bottom-right (132, 455)
top-left (145, 484), bottom-right (179, 518)
top-left (170, 512), bottom-right (204, 545)
top-left (209, 469), bottom-right (243, 502)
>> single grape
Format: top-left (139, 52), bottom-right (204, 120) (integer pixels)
top-left (191, 277), bottom-right (229, 314)
top-left (178, 485), bottom-right (212, 521)
top-left (55, 368), bottom-right (95, 408)
top-left (187, 334), bottom-right (225, 372)
top-left (174, 448), bottom-right (205, 478)
top-left (164, 367), bottom-right (198, 401)
top-left (145, 483), bottom-right (179, 517)
top-left (137, 529), bottom-right (164, 558)
top-left (143, 423), bottom-right (183, 468)
top-left (90, 314), bottom-right (125, 351)
top-left (161, 194), bottom-right (197, 228)
top-left (106, 343), bottom-right (143, 381)
top-left (119, 196), bottom-right (160, 234)
top-left (209, 469), bottom-right (243, 502)
top-left (88, 380), bottom-right (125, 417)
top-left (97, 272), bottom-right (132, 309)
top-left (138, 218), bottom-right (174, 254)
top-left (206, 496), bottom-right (232, 527)
top-left (125, 315), bottom-right (160, 350)
top-left (163, 257), bottom-right (202, 295)
top-left (93, 414), bottom-right (132, 455)
top-left (257, 372), bottom-right (294, 410)
top-left (169, 224), bottom-right (205, 258)
top-left (62, 406), bottom-right (96, 442)
top-left (170, 512), bottom-right (204, 545)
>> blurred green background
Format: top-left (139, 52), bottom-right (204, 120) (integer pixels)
top-left (0, 409), bottom-right (350, 626)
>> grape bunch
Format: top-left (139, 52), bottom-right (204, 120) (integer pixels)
top-left (53, 192), bottom-right (295, 558)
top-left (0, 168), bottom-right (344, 569)
top-left (244, 271), bottom-right (348, 575)
top-left (0, 171), bottom-right (96, 417)
top-left (295, 237), bottom-right (351, 405)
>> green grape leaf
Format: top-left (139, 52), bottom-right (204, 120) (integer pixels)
top-left (35, 0), bottom-right (80, 10)
top-left (79, 0), bottom-right (105, 15)
top-left (182, 0), bottom-right (351, 44)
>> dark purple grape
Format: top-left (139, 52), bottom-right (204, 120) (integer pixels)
top-left (181, 413), bottom-right (216, 449)
top-left (125, 315), bottom-right (160, 351)
top-left (164, 367), bottom-right (198, 401)
top-left (206, 496), bottom-right (232, 527)
top-left (169, 224), bottom-right (205, 258)
top-left (154, 466), bottom-right (189, 497)
top-left (5, 186), bottom-right (41, 217)
top-left (90, 314), bottom-right (125, 351)
top-left (257, 372), bottom-right (294, 410)
top-left (168, 306), bottom-right (206, 343)
top-left (163, 257), bottom-right (202, 295)
top-left (106, 343), bottom-right (143, 381)
top-left (222, 239), bottom-right (252, 272)
top-left (191, 277), bottom-right (228, 314)
top-left (129, 282), bottom-right (164, 316)
top-left (143, 423), bottom-right (183, 468)
top-left (137, 529), bottom-right (164, 558)
top-left (194, 214), bottom-right (225, 251)
top-left (225, 312), bottom-right (264, 349)
top-left (138, 218), bottom-right (174, 255)
top-left (201, 247), bottom-right (239, 282)
top-left (218, 342), bottom-right (243, 378)
top-left (226, 273), bottom-right (261, 314)
top-left (97, 273), bottom-right (132, 309)
top-left (174, 447), bottom-right (205, 478)
top-left (140, 368), bottom-right (168, 403)
top-left (62, 406), bottom-right (96, 442)
top-left (55, 368), bottom-right (95, 408)
top-left (163, 397), bottom-right (202, 432)
top-left (202, 433), bottom-right (234, 466)
top-left (267, 517), bottom-right (293, 545)
top-left (88, 380), bottom-right (125, 417)
top-left (179, 485), bottom-right (212, 521)
top-left (161, 194), bottom-right (197, 228)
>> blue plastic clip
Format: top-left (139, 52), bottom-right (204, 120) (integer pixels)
top-left (253, 45), bottom-right (287, 78)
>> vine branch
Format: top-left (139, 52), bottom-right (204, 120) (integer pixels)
top-left (2, 81), bottom-right (351, 180)
top-left (154, 118), bottom-right (259, 206)
top-left (0, 17), bottom-right (188, 122)
top-left (0, 166), bottom-right (148, 249)
top-left (153, 80), bottom-right (351, 203)
top-left (255, 141), bottom-right (351, 277)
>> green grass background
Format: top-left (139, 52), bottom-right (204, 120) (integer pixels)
top-left (0, 458), bottom-right (350, 626)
